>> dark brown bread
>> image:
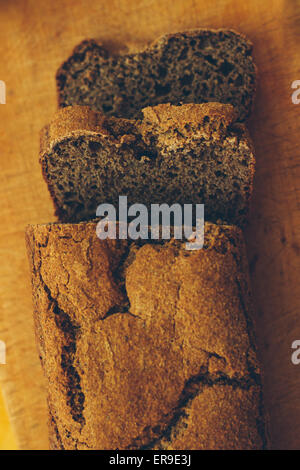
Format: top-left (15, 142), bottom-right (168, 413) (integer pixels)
top-left (25, 220), bottom-right (268, 450)
top-left (40, 103), bottom-right (255, 226)
top-left (56, 29), bottom-right (256, 122)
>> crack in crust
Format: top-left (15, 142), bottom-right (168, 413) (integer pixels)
top-left (41, 270), bottom-right (86, 447)
top-left (26, 226), bottom-right (86, 449)
top-left (139, 372), bottom-right (262, 450)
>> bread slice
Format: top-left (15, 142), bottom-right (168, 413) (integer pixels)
top-left (40, 103), bottom-right (255, 226)
top-left (56, 29), bottom-right (256, 122)
top-left (25, 220), bottom-right (268, 450)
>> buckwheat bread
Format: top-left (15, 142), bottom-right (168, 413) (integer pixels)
top-left (56, 29), bottom-right (256, 122)
top-left (40, 103), bottom-right (255, 226)
top-left (25, 221), bottom-right (267, 450)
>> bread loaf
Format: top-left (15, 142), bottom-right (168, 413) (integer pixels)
top-left (40, 103), bottom-right (255, 226)
top-left (56, 29), bottom-right (256, 121)
top-left (25, 221), bottom-right (267, 450)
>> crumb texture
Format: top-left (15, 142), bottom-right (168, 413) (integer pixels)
top-left (40, 103), bottom-right (255, 226)
top-left (56, 29), bottom-right (256, 121)
top-left (25, 221), bottom-right (267, 450)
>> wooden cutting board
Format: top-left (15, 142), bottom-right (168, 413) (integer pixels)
top-left (0, 0), bottom-right (299, 450)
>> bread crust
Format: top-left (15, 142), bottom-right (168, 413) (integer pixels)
top-left (40, 106), bottom-right (109, 155)
top-left (40, 102), bottom-right (237, 153)
top-left (25, 221), bottom-right (267, 450)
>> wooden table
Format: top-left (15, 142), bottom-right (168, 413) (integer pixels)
top-left (0, 0), bottom-right (299, 450)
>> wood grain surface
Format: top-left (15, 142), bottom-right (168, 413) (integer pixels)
top-left (0, 388), bottom-right (17, 450)
top-left (0, 0), bottom-right (299, 450)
